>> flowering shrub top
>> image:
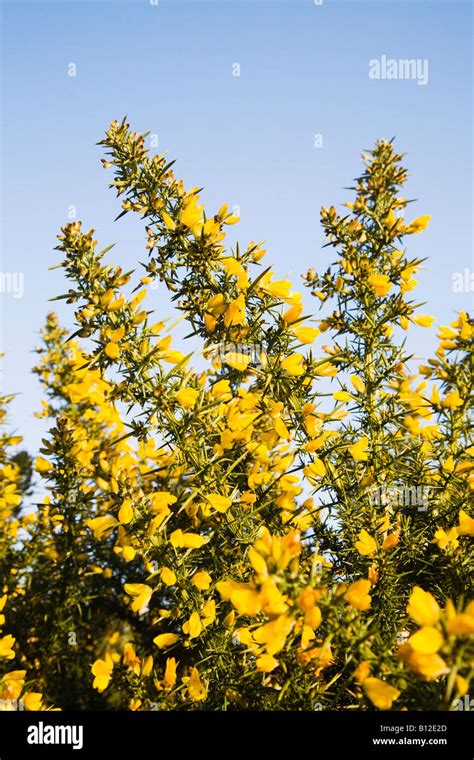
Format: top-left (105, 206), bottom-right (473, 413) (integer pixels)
top-left (0, 122), bottom-right (472, 711)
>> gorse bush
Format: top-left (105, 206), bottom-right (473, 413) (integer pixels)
top-left (0, 120), bottom-right (472, 711)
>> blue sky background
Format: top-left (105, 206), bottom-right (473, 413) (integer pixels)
top-left (1, 0), bottom-right (472, 456)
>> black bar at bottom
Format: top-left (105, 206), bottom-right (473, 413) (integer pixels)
top-left (0, 710), bottom-right (472, 758)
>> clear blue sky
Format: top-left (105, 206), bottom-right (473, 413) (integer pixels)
top-left (1, 0), bottom-right (472, 455)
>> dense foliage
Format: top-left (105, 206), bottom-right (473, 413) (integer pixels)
top-left (1, 121), bottom-right (472, 711)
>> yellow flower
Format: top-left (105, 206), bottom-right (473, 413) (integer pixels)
top-left (175, 388), bottom-right (199, 408)
top-left (412, 314), bottom-right (435, 328)
top-left (407, 586), bottom-right (440, 626)
top-left (224, 214), bottom-right (240, 225)
top-left (433, 527), bottom-right (459, 551)
top-left (400, 267), bottom-right (418, 292)
top-left (86, 515), bottom-right (118, 540)
top-left (253, 615), bottom-right (294, 655)
top-left (1, 670), bottom-right (26, 700)
top-left (458, 509), bottom-right (474, 536)
top-left (298, 586), bottom-right (319, 612)
top-left (442, 390), bottom-right (463, 410)
top-left (247, 547), bottom-right (268, 576)
top-left (355, 529), bottom-right (377, 556)
top-left (378, 515), bottom-right (392, 537)
top-left (35, 456), bottom-right (53, 474)
top-left (350, 375), bottom-right (366, 394)
top-left (0, 635), bottom-right (16, 660)
top-left (224, 295), bottom-right (246, 328)
top-left (368, 273), bottom-right (392, 297)
top-left (153, 633), bottom-right (179, 649)
top-left (455, 675), bottom-right (469, 697)
top-left (399, 646), bottom-right (449, 681)
top-left (297, 641), bottom-right (333, 671)
top-left (118, 500), bottom-right (134, 524)
top-left (442, 455), bottom-right (454, 472)
top-left (283, 303), bottom-right (303, 323)
top-left (0, 594), bottom-right (6, 627)
top-left (223, 611), bottom-right (235, 629)
top-left (141, 655), bottom-right (153, 677)
top-left (344, 579), bottom-right (372, 611)
top-left (216, 580), bottom-right (262, 616)
top-left (400, 316), bottom-right (410, 330)
top-left (163, 657), bottom-right (177, 688)
top-left (313, 360), bottom-right (337, 377)
top-left (256, 654), bottom-right (279, 673)
top-left (151, 491), bottom-right (177, 513)
top-left (251, 246), bottom-right (266, 261)
top-left (363, 677), bottom-right (400, 709)
top-left (304, 605), bottom-right (322, 630)
top-left (186, 667), bottom-right (208, 702)
top-left (260, 272), bottom-right (292, 299)
top-left (232, 588), bottom-right (264, 616)
top-left (333, 390), bottom-right (353, 402)
top-left (260, 579), bottom-right (289, 616)
top-left (281, 353), bottom-right (305, 377)
top-left (223, 352), bottom-right (251, 371)
top-left (179, 194), bottom-right (203, 229)
top-left (162, 211), bottom-right (176, 230)
top-left (109, 325), bottom-right (125, 341)
top-left (445, 613), bottom-right (474, 636)
top-left (300, 624), bottom-right (316, 649)
top-left (124, 583), bottom-right (153, 613)
top-left (99, 288), bottom-right (114, 307)
top-left (354, 661), bottom-right (371, 684)
top-left (91, 656), bottom-right (113, 692)
top-left (404, 214), bottom-right (431, 234)
top-left (169, 530), bottom-right (206, 549)
top-left (349, 437), bottom-right (369, 462)
top-left (204, 314), bottom-right (217, 333)
top-left (130, 289), bottom-right (146, 310)
top-left (183, 612), bottom-right (202, 639)
top-left (221, 257), bottom-right (249, 289)
top-left (304, 457), bottom-right (327, 483)
top-left (382, 532), bottom-right (399, 551)
top-left (205, 493), bottom-right (232, 513)
top-left (23, 692), bottom-right (43, 711)
top-left (160, 567), bottom-right (177, 586)
top-left (123, 546), bottom-right (136, 562)
top-left (206, 293), bottom-right (227, 316)
top-left (105, 341), bottom-right (120, 359)
top-left (161, 349), bottom-right (186, 365)
top-left (408, 627), bottom-right (444, 654)
top-left (291, 326), bottom-right (320, 344)
top-left (192, 571), bottom-right (212, 590)
top-left (202, 600), bottom-right (216, 627)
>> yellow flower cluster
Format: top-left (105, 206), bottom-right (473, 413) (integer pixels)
top-left (0, 127), bottom-right (471, 712)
